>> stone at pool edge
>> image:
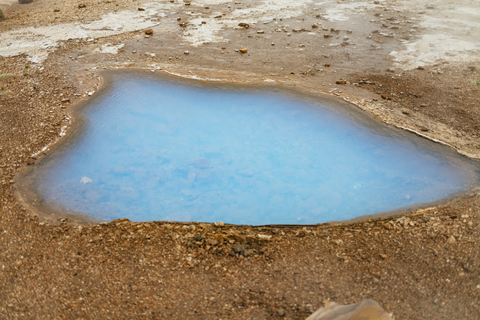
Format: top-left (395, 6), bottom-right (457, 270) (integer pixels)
top-left (306, 299), bottom-right (393, 320)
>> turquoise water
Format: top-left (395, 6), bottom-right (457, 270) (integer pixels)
top-left (34, 74), bottom-right (478, 225)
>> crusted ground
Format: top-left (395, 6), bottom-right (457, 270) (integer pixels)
top-left (1, 0), bottom-right (480, 319)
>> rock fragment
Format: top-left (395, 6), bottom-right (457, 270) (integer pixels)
top-left (238, 22), bottom-right (249, 29)
top-left (232, 244), bottom-right (245, 255)
top-left (78, 4), bottom-right (86, 8)
top-left (145, 29), bottom-right (153, 35)
top-left (239, 47), bottom-right (248, 53)
top-left (447, 235), bottom-right (456, 244)
top-left (336, 80), bottom-right (347, 85)
top-left (306, 300), bottom-right (393, 320)
top-left (206, 239), bottom-right (219, 246)
top-left (0, 10), bottom-right (5, 22)
top-left (292, 27), bottom-right (308, 32)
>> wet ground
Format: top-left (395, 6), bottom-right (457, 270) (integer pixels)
top-left (1, 0), bottom-right (480, 319)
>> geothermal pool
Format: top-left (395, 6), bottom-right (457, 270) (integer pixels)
top-left (27, 73), bottom-right (479, 225)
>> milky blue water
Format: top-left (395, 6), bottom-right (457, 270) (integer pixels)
top-left (34, 74), bottom-right (478, 225)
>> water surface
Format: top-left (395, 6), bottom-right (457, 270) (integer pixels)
top-left (29, 73), bottom-right (479, 224)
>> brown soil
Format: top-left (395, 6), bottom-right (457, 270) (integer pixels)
top-left (1, 0), bottom-right (480, 319)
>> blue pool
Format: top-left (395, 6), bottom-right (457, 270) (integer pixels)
top-left (30, 73), bottom-right (479, 225)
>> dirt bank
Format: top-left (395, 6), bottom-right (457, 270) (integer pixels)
top-left (1, 0), bottom-right (480, 319)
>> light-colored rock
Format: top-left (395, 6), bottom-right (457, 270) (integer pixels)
top-left (447, 235), bottom-right (456, 244)
top-left (306, 300), bottom-right (393, 320)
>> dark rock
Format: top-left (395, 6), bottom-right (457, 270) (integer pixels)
top-left (18, 0), bottom-right (33, 3)
top-left (232, 244), bottom-right (245, 255)
top-left (145, 29), bottom-right (153, 35)
top-left (238, 22), bottom-right (249, 29)
top-left (78, 3), bottom-right (86, 8)
top-left (26, 158), bottom-right (35, 165)
top-left (336, 80), bottom-right (347, 85)
top-left (0, 9), bottom-right (5, 22)
top-left (138, 7), bottom-right (145, 11)
top-left (194, 234), bottom-right (203, 241)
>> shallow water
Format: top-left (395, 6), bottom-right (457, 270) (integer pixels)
top-left (31, 74), bottom-right (479, 225)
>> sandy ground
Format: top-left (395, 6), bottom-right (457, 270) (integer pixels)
top-left (1, 0), bottom-right (480, 319)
